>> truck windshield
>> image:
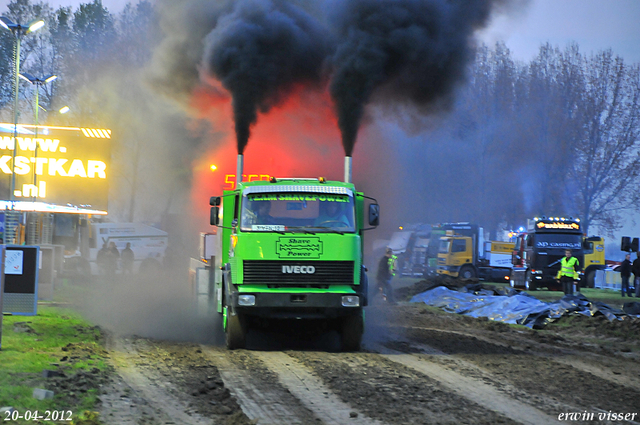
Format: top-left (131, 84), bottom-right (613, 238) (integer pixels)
top-left (534, 234), bottom-right (582, 251)
top-left (240, 192), bottom-right (356, 233)
top-left (438, 240), bottom-right (451, 254)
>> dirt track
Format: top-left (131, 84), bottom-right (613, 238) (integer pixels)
top-left (94, 295), bottom-right (640, 425)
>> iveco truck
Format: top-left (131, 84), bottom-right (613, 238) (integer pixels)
top-left (208, 159), bottom-right (379, 351)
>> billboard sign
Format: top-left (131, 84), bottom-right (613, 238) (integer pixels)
top-left (0, 123), bottom-right (111, 212)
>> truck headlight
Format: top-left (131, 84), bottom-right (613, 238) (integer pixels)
top-left (342, 296), bottom-right (360, 307)
top-left (238, 295), bottom-right (256, 306)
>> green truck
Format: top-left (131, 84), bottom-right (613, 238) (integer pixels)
top-left (208, 174), bottom-right (379, 351)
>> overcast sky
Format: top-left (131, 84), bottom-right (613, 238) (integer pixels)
top-left (479, 0), bottom-right (640, 64)
top-left (0, 0), bottom-right (640, 63)
top-left (0, 0), bottom-right (638, 64)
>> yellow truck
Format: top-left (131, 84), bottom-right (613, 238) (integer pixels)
top-left (436, 223), bottom-right (514, 282)
top-left (582, 236), bottom-right (606, 288)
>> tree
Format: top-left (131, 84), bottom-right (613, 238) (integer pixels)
top-left (0, 0), bottom-right (57, 117)
top-left (570, 51), bottom-right (640, 234)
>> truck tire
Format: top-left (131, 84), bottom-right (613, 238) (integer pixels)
top-left (459, 265), bottom-right (476, 279)
top-left (226, 312), bottom-right (247, 350)
top-left (340, 312), bottom-right (363, 352)
top-left (525, 269), bottom-right (537, 291)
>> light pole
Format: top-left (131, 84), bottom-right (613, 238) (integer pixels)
top-left (19, 73), bottom-right (57, 200)
top-left (0, 17), bottom-right (45, 203)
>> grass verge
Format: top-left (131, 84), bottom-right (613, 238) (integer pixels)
top-left (0, 306), bottom-right (109, 425)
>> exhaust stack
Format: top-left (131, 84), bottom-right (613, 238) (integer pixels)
top-left (344, 156), bottom-right (352, 183)
top-left (236, 154), bottom-right (244, 184)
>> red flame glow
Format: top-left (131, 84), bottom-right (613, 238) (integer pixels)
top-left (189, 84), bottom-right (346, 225)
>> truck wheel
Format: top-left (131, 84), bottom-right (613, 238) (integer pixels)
top-left (340, 313), bottom-right (363, 352)
top-left (226, 312), bottom-right (247, 350)
top-left (525, 270), bottom-right (536, 291)
top-left (459, 265), bottom-right (476, 279)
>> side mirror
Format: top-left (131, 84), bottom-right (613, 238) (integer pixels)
top-left (633, 238), bottom-right (639, 252)
top-left (210, 196), bottom-right (221, 206)
top-left (210, 206), bottom-right (220, 226)
top-left (368, 204), bottom-right (380, 227)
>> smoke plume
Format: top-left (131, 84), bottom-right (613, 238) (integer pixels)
top-left (327, 0), bottom-right (501, 155)
top-left (155, 0), bottom-right (508, 156)
top-left (203, 0), bottom-right (331, 154)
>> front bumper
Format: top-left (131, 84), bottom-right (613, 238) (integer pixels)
top-left (230, 291), bottom-right (362, 319)
top-left (437, 265), bottom-right (459, 277)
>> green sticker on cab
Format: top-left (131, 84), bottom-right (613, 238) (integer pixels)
top-left (276, 237), bottom-right (323, 258)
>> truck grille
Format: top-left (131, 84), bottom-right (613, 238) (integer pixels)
top-left (243, 260), bottom-right (354, 285)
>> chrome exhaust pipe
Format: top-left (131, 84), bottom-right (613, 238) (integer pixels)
top-left (344, 156), bottom-right (352, 183)
top-left (236, 154), bottom-right (244, 184)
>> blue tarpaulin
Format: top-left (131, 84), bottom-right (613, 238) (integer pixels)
top-left (410, 286), bottom-right (636, 329)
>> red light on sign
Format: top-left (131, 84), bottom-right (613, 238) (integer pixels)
top-left (223, 174), bottom-right (271, 190)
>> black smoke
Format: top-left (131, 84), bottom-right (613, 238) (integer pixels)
top-left (203, 0), bottom-right (331, 154)
top-left (155, 0), bottom-right (508, 156)
top-left (327, 0), bottom-right (501, 156)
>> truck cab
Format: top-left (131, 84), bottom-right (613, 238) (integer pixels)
top-left (511, 217), bottom-right (589, 290)
top-left (437, 233), bottom-right (513, 282)
top-left (582, 236), bottom-right (606, 287)
top-left (437, 236), bottom-right (474, 278)
top-left (210, 177), bottom-right (379, 351)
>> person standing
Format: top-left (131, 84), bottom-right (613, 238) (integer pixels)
top-left (121, 243), bottom-right (135, 275)
top-left (620, 254), bottom-right (632, 297)
top-left (633, 251), bottom-right (640, 297)
top-left (106, 241), bottom-right (120, 276)
top-left (97, 243), bottom-right (109, 275)
top-left (556, 249), bottom-right (580, 295)
top-left (376, 248), bottom-right (398, 303)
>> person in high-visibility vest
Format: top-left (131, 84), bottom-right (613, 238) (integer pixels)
top-left (556, 249), bottom-right (581, 295)
top-left (377, 247), bottom-right (398, 303)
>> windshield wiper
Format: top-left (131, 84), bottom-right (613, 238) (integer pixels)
top-left (300, 226), bottom-right (345, 235)
top-left (283, 226), bottom-right (317, 235)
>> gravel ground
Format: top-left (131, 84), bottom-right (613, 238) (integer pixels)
top-left (49, 278), bottom-right (640, 424)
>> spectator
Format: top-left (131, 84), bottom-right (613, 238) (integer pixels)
top-left (97, 242), bottom-right (109, 275)
top-left (633, 252), bottom-right (640, 297)
top-left (106, 241), bottom-right (120, 275)
top-left (121, 242), bottom-right (135, 275)
top-left (620, 254), bottom-right (632, 297)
